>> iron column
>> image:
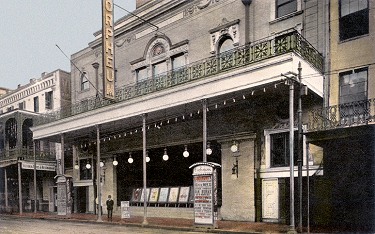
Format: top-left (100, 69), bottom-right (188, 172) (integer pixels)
top-left (96, 125), bottom-right (102, 222)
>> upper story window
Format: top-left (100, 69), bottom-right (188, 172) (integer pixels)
top-left (152, 61), bottom-right (167, 78)
top-left (136, 67), bottom-right (148, 82)
top-left (171, 54), bottom-right (186, 70)
top-left (81, 72), bottom-right (89, 91)
top-left (276, 0), bottom-right (297, 18)
top-left (219, 38), bottom-right (234, 54)
top-left (339, 67), bottom-right (368, 104)
top-left (79, 159), bottom-right (93, 180)
top-left (339, 0), bottom-right (369, 41)
top-left (45, 91), bottom-right (53, 110)
top-left (34, 96), bottom-right (39, 113)
top-left (18, 101), bottom-right (24, 110)
top-left (5, 118), bottom-right (17, 149)
top-left (270, 131), bottom-right (298, 167)
top-left (131, 35), bottom-right (189, 82)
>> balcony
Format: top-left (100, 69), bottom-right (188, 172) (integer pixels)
top-left (0, 146), bottom-right (56, 162)
top-left (307, 99), bottom-right (375, 131)
top-left (35, 31), bottom-right (323, 126)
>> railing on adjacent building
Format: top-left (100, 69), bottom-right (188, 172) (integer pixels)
top-left (0, 146), bottom-right (56, 162)
top-left (35, 31), bottom-right (324, 126)
top-left (308, 99), bottom-right (375, 131)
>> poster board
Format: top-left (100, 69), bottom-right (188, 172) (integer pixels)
top-left (149, 188), bottom-right (160, 203)
top-left (140, 188), bottom-right (150, 203)
top-left (158, 187), bottom-right (169, 203)
top-left (168, 187), bottom-right (179, 203)
top-left (178, 186), bottom-right (190, 203)
top-left (131, 188), bottom-right (142, 203)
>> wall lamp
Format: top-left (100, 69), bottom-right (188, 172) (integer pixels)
top-left (230, 141), bottom-right (239, 153)
top-left (163, 148), bottom-right (169, 161)
top-left (113, 157), bottom-right (118, 166)
top-left (86, 159), bottom-right (91, 169)
top-left (183, 145), bottom-right (189, 158)
top-left (146, 151), bottom-right (150, 163)
top-left (127, 153), bottom-right (133, 164)
top-left (206, 142), bottom-right (212, 155)
top-left (231, 157), bottom-right (239, 179)
top-left (74, 159), bottom-right (79, 170)
top-left (100, 160), bottom-right (105, 168)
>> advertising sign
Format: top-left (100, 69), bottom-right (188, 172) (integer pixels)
top-left (22, 161), bottom-right (56, 171)
top-left (121, 201), bottom-right (130, 219)
top-left (190, 162), bottom-right (220, 228)
top-left (193, 175), bottom-right (213, 225)
top-left (102, 0), bottom-right (115, 100)
top-left (262, 178), bottom-right (279, 220)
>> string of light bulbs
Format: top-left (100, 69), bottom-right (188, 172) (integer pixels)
top-left (69, 79), bottom-right (291, 151)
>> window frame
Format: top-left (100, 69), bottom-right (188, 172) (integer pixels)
top-left (265, 129), bottom-right (306, 169)
top-left (80, 72), bottom-right (90, 91)
top-left (45, 91), bottom-right (53, 110)
top-left (33, 96), bottom-right (39, 113)
top-left (136, 67), bottom-right (148, 82)
top-left (339, 0), bottom-right (369, 41)
top-left (276, 0), bottom-right (298, 18)
top-left (339, 67), bottom-right (368, 104)
top-left (171, 53), bottom-right (186, 71)
top-left (152, 61), bottom-right (167, 78)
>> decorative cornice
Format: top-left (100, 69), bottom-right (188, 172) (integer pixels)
top-left (209, 19), bottom-right (240, 34)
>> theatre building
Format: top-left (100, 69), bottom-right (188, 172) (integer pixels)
top-left (0, 70), bottom-right (71, 213)
top-left (31, 0), bottom-right (327, 225)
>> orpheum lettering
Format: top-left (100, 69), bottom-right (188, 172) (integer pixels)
top-left (102, 0), bottom-right (115, 99)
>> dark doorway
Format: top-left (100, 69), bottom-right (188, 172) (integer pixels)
top-left (76, 186), bottom-right (87, 213)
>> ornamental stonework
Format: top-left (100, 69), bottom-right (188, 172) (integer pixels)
top-left (184, 0), bottom-right (221, 17)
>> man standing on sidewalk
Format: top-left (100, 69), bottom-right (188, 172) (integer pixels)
top-left (106, 195), bottom-right (114, 221)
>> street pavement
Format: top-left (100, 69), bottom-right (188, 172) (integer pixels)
top-left (0, 216), bottom-right (202, 234)
top-left (0, 212), bottom-right (290, 234)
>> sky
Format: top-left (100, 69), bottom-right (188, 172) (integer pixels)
top-left (0, 0), bottom-right (136, 90)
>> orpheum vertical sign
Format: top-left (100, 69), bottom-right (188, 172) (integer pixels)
top-left (102, 0), bottom-right (115, 100)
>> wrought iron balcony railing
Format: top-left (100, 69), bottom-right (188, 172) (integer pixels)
top-left (0, 147), bottom-right (56, 162)
top-left (308, 99), bottom-right (375, 131)
top-left (35, 31), bottom-right (324, 126)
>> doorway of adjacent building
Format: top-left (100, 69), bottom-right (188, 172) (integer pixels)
top-left (76, 186), bottom-right (87, 213)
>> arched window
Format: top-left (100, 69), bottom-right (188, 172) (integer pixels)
top-left (81, 72), bottom-right (89, 91)
top-left (218, 37), bottom-right (235, 70)
top-left (22, 119), bottom-right (33, 147)
top-left (218, 37), bottom-right (234, 54)
top-left (5, 118), bottom-right (17, 149)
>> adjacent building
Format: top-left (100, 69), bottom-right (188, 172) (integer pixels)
top-left (0, 70), bottom-right (71, 213)
top-left (306, 0), bottom-right (375, 231)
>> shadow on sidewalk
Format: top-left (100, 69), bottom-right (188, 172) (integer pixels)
top-left (1, 211), bottom-right (292, 233)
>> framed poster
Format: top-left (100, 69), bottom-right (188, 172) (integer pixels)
top-left (149, 188), bottom-right (160, 203)
top-left (131, 188), bottom-right (142, 202)
top-left (262, 178), bottom-right (279, 220)
top-left (140, 188), bottom-right (150, 202)
top-left (158, 187), bottom-right (169, 203)
top-left (168, 187), bottom-right (179, 203)
top-left (178, 186), bottom-right (190, 203)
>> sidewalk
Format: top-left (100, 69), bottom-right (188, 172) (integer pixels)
top-left (1, 211), bottom-right (290, 234)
